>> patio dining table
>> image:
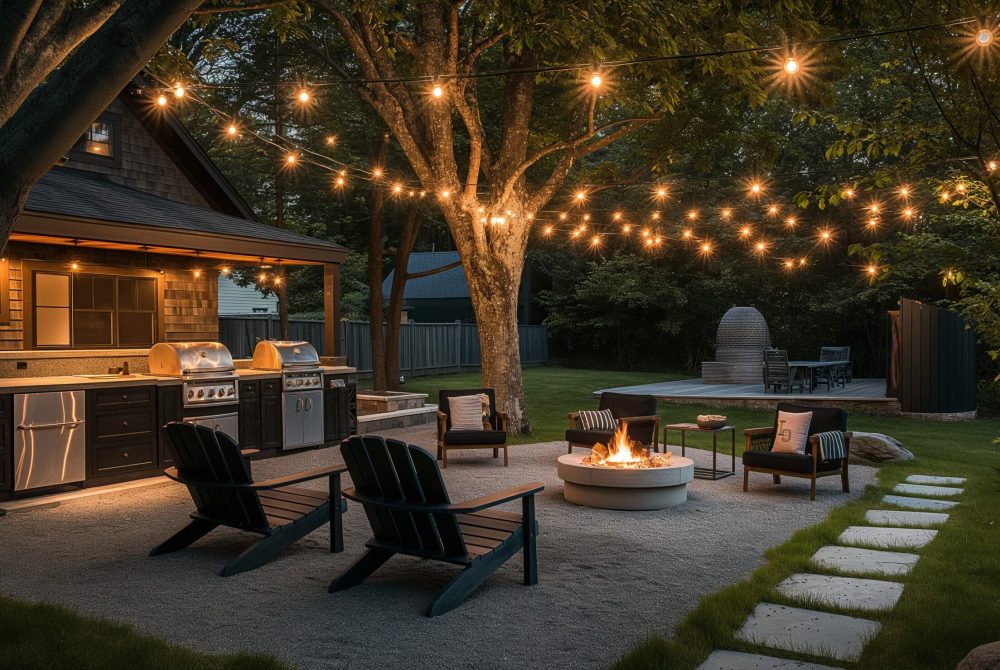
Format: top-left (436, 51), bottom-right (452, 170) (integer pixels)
top-left (788, 359), bottom-right (848, 393)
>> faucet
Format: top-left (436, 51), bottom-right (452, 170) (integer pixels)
top-left (120, 361), bottom-right (130, 376)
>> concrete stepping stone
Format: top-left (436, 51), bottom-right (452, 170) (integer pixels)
top-left (906, 475), bottom-right (966, 486)
top-left (735, 602), bottom-right (880, 662)
top-left (865, 510), bottom-right (949, 527)
top-left (810, 546), bottom-right (918, 576)
top-left (776, 573), bottom-right (903, 611)
top-left (696, 649), bottom-right (845, 669)
top-left (893, 483), bottom-right (963, 497)
top-left (838, 526), bottom-right (937, 549)
top-left (882, 494), bottom-right (957, 511)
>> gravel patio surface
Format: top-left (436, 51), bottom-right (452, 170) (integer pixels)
top-left (0, 425), bottom-right (876, 670)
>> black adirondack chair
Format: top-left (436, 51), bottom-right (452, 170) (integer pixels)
top-left (151, 422), bottom-right (347, 576)
top-left (329, 435), bottom-right (543, 616)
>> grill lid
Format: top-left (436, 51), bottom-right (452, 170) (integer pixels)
top-left (149, 342), bottom-right (236, 377)
top-left (250, 340), bottom-right (320, 371)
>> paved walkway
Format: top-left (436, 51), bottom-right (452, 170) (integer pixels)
top-left (697, 474), bottom-right (966, 669)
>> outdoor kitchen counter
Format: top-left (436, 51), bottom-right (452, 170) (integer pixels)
top-left (232, 366), bottom-right (355, 380)
top-left (0, 374), bottom-right (184, 394)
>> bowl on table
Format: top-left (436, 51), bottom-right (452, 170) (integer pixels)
top-left (696, 415), bottom-right (728, 430)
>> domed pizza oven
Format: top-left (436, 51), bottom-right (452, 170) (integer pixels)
top-left (701, 306), bottom-right (771, 384)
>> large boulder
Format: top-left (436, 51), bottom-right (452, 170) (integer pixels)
top-left (956, 641), bottom-right (1000, 669)
top-left (849, 432), bottom-right (914, 465)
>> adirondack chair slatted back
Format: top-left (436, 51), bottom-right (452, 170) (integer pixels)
top-left (341, 435), bottom-right (466, 557)
top-left (164, 422), bottom-right (268, 531)
top-left (764, 349), bottom-right (791, 384)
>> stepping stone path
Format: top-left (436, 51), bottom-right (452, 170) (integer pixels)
top-left (697, 649), bottom-right (844, 669)
top-left (838, 525), bottom-right (937, 549)
top-left (810, 546), bottom-right (919, 577)
top-left (881, 494), bottom-right (957, 511)
top-left (893, 483), bottom-right (963, 497)
top-left (735, 603), bottom-right (880, 662)
top-left (776, 574), bottom-right (903, 611)
top-left (865, 510), bottom-right (949, 527)
top-left (706, 474), bottom-right (965, 668)
top-left (905, 475), bottom-right (966, 486)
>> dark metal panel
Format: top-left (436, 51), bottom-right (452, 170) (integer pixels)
top-left (897, 298), bottom-right (976, 413)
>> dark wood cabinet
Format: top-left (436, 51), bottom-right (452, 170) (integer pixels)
top-left (157, 384), bottom-right (183, 466)
top-left (261, 380), bottom-right (282, 451)
top-left (87, 385), bottom-right (157, 477)
top-left (238, 380), bottom-right (262, 451)
top-left (323, 381), bottom-right (357, 444)
top-left (0, 394), bottom-right (12, 492)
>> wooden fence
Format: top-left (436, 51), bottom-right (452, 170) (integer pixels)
top-left (219, 317), bottom-right (549, 377)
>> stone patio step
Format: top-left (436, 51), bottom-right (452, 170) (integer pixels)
top-left (838, 526), bottom-right (937, 550)
top-left (810, 546), bottom-right (919, 576)
top-left (776, 573), bottom-right (903, 612)
top-left (696, 649), bottom-right (845, 670)
top-left (735, 602), bottom-right (880, 662)
top-left (893, 483), bottom-right (963, 497)
top-left (905, 475), bottom-right (966, 486)
top-left (865, 510), bottom-right (949, 527)
top-left (881, 494), bottom-right (957, 511)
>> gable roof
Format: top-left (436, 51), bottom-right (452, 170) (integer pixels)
top-left (218, 275), bottom-right (278, 315)
top-left (19, 167), bottom-right (345, 264)
top-left (383, 251), bottom-right (469, 299)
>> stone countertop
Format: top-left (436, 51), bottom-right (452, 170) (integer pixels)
top-left (234, 366), bottom-right (355, 380)
top-left (0, 374), bottom-right (184, 394)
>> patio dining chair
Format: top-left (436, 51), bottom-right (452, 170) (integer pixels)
top-left (151, 422), bottom-right (347, 576)
top-left (763, 349), bottom-right (807, 393)
top-left (820, 346), bottom-right (852, 385)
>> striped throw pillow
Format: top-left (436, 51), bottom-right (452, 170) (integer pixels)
top-left (449, 395), bottom-right (486, 430)
top-left (578, 409), bottom-right (616, 432)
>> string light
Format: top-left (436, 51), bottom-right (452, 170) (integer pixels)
top-left (987, 160), bottom-right (998, 172)
top-left (285, 152), bottom-right (298, 165)
top-left (440, 190), bottom-right (450, 199)
top-left (589, 72), bottom-right (603, 89)
top-left (867, 217), bottom-right (880, 229)
top-left (543, 225), bottom-right (554, 236)
top-left (866, 264), bottom-right (879, 276)
top-left (226, 123), bottom-right (239, 137)
top-left (748, 181), bottom-right (764, 197)
top-left (156, 95), bottom-right (168, 107)
top-left (767, 204), bottom-right (779, 216)
top-left (655, 186), bottom-right (668, 199)
top-left (273, 276), bottom-right (283, 286)
top-left (372, 167), bottom-right (383, 178)
top-left (296, 88), bottom-right (312, 103)
top-left (898, 186), bottom-right (911, 198)
top-left (682, 228), bottom-right (694, 239)
top-left (258, 272), bottom-right (267, 282)
top-left (559, 212), bottom-right (568, 220)
top-left (868, 202), bottom-right (881, 214)
top-left (784, 56), bottom-right (800, 74)
top-left (686, 209), bottom-right (698, 221)
top-left (622, 224), bottom-right (632, 234)
top-left (173, 84), bottom-right (185, 98)
top-left (785, 216), bottom-right (797, 228)
top-left (590, 234), bottom-right (602, 247)
top-left (325, 135), bottom-right (337, 146)
top-left (651, 212), bottom-right (661, 220)
top-left (901, 207), bottom-right (915, 220)
top-left (754, 240), bottom-right (769, 254)
top-left (739, 225), bottom-right (752, 237)
top-left (720, 208), bottom-right (733, 220)
top-left (843, 188), bottom-right (856, 199)
top-left (192, 269), bottom-right (202, 278)
top-left (70, 261), bottom-right (80, 271)
top-left (818, 228), bottom-right (834, 243)
top-left (220, 266), bottom-right (231, 275)
top-left (799, 257), bottom-right (808, 266)
top-left (393, 183), bottom-right (403, 194)
top-left (783, 259), bottom-right (796, 270)
top-left (432, 83), bottom-right (444, 98)
top-left (575, 190), bottom-right (587, 202)
top-left (613, 211), bottom-right (623, 220)
top-left (976, 27), bottom-right (995, 47)
top-left (699, 241), bottom-right (714, 255)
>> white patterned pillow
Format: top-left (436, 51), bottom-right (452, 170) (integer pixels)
top-left (578, 409), bottom-right (616, 432)
top-left (449, 394), bottom-right (485, 430)
top-left (771, 410), bottom-right (812, 454)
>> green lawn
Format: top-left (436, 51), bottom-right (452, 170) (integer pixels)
top-left (4, 365), bottom-right (997, 669)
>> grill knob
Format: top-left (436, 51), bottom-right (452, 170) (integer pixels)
top-left (187, 390), bottom-right (194, 399)
top-left (196, 389), bottom-right (205, 399)
top-left (207, 389), bottom-right (215, 398)
top-left (227, 387), bottom-right (235, 396)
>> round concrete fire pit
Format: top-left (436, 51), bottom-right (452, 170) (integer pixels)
top-left (556, 453), bottom-right (695, 510)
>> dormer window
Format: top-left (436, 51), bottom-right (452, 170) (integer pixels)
top-left (69, 111), bottom-right (120, 167)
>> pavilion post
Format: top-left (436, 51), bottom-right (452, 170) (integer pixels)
top-left (323, 263), bottom-right (341, 357)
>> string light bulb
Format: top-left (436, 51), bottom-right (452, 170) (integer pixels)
top-left (748, 181), bottom-right (764, 197)
top-left (440, 190), bottom-right (450, 199)
top-left (590, 234), bottom-right (602, 247)
top-left (325, 135), bottom-right (336, 146)
top-left (156, 94), bottom-right (168, 107)
top-left (866, 264), bottom-right (879, 276)
top-left (699, 241), bottom-right (714, 256)
top-left (543, 225), bottom-right (554, 236)
top-left (285, 153), bottom-right (297, 165)
top-left (739, 226), bottom-right (752, 237)
top-left (682, 228), bottom-right (693, 239)
top-left (575, 190), bottom-right (587, 202)
top-left (622, 224), bottom-right (632, 234)
top-left (372, 167), bottom-right (383, 179)
top-left (296, 88), bottom-right (311, 103)
top-left (392, 183), bottom-right (403, 194)
top-left (976, 27), bottom-right (995, 47)
top-left (720, 208), bottom-right (733, 220)
top-left (227, 123), bottom-right (238, 136)
top-left (867, 217), bottom-right (879, 229)
top-left (686, 209), bottom-right (698, 221)
top-left (902, 207), bottom-right (915, 220)
top-left (818, 229), bottom-right (833, 243)
top-left (783, 56), bottom-right (800, 75)
top-left (173, 84), bottom-right (185, 98)
top-left (785, 216), bottom-right (797, 228)
top-left (220, 266), bottom-right (231, 275)
top-left (613, 212), bottom-right (623, 221)
top-left (843, 188), bottom-right (856, 199)
top-left (767, 205), bottom-right (779, 216)
top-left (193, 269), bottom-right (202, 278)
top-left (432, 83), bottom-right (444, 98)
top-left (784, 259), bottom-right (795, 270)
top-left (655, 186), bottom-right (668, 199)
top-left (589, 72), bottom-right (603, 89)
top-left (70, 261), bottom-right (80, 271)
top-left (754, 240), bottom-right (768, 254)
top-left (258, 272), bottom-right (267, 282)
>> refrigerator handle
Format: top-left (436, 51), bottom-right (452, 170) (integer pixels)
top-left (17, 420), bottom-right (85, 431)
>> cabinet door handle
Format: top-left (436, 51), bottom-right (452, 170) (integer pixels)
top-left (122, 453), bottom-right (129, 459)
top-left (296, 398), bottom-right (303, 412)
top-left (304, 398), bottom-right (313, 411)
top-left (121, 393), bottom-right (128, 400)
top-left (121, 420), bottom-right (129, 428)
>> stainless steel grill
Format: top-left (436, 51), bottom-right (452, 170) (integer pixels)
top-left (149, 341), bottom-right (239, 408)
top-left (250, 340), bottom-right (324, 449)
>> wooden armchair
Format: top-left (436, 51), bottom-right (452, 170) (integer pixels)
top-left (566, 391), bottom-right (660, 453)
top-left (151, 422), bottom-right (347, 576)
top-left (436, 388), bottom-right (509, 467)
top-left (330, 435), bottom-right (543, 616)
top-left (742, 403), bottom-right (852, 501)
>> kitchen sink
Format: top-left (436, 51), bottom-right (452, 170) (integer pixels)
top-left (72, 374), bottom-right (148, 379)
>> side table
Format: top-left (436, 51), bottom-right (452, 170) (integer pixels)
top-left (662, 423), bottom-right (736, 480)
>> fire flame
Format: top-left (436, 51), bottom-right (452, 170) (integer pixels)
top-left (586, 422), bottom-right (674, 469)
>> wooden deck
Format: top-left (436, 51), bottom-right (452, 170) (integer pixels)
top-left (596, 378), bottom-right (898, 414)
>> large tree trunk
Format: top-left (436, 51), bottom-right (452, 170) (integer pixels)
top-left (462, 246), bottom-right (528, 433)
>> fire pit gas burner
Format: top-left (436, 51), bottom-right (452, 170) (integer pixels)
top-left (558, 423), bottom-right (694, 510)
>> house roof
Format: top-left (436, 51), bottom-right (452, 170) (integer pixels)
top-left (18, 167), bottom-right (346, 264)
top-left (218, 275), bottom-right (278, 315)
top-left (383, 251), bottom-right (468, 299)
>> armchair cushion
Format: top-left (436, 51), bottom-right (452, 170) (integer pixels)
top-left (578, 409), bottom-right (616, 431)
top-left (443, 429), bottom-right (506, 446)
top-left (448, 394), bottom-right (486, 430)
top-left (742, 450), bottom-right (841, 474)
top-left (566, 428), bottom-right (613, 446)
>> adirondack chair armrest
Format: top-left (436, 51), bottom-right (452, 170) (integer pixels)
top-left (252, 465), bottom-right (348, 490)
top-left (449, 481), bottom-right (545, 513)
top-left (163, 467), bottom-right (250, 489)
top-left (341, 481), bottom-right (545, 514)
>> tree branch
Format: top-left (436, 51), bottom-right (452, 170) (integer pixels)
top-left (460, 29), bottom-right (507, 72)
top-left (193, 1), bottom-right (292, 14)
top-left (0, 0), bottom-right (45, 77)
top-left (404, 260), bottom-right (463, 280)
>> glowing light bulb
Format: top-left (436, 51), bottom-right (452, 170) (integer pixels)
top-left (686, 210), bottom-right (698, 221)
top-left (866, 264), bottom-right (879, 275)
top-left (613, 212), bottom-right (622, 220)
top-left (898, 186), bottom-right (911, 198)
top-left (622, 224), bottom-right (632, 234)
top-left (784, 259), bottom-right (795, 269)
top-left (589, 73), bottom-right (603, 88)
top-left (393, 183), bottom-right (403, 193)
top-left (543, 225), bottom-right (554, 236)
top-left (784, 57), bottom-right (799, 75)
top-left (70, 262), bottom-right (80, 271)
top-left (767, 205), bottom-right (779, 216)
top-left (335, 176), bottom-right (345, 187)
top-left (326, 135), bottom-right (337, 146)
top-left (156, 95), bottom-right (168, 107)
top-left (227, 124), bottom-right (238, 136)
top-left (173, 84), bottom-right (185, 98)
top-left (221, 267), bottom-right (231, 275)
top-left (843, 188), bottom-right (855, 199)
top-left (590, 235), bottom-right (602, 247)
top-left (655, 187), bottom-right (667, 199)
top-left (559, 212), bottom-right (567, 220)
top-left (258, 272), bottom-right (267, 282)
top-left (976, 28), bottom-right (994, 47)
top-left (682, 229), bottom-right (693, 239)
top-left (583, 214), bottom-right (591, 221)
top-left (700, 242), bottom-right (713, 254)
top-left (867, 218), bottom-right (879, 228)
top-left (819, 229), bottom-right (833, 242)
top-left (785, 217), bottom-right (797, 227)
top-left (296, 89), bottom-right (311, 103)
top-left (432, 84), bottom-right (444, 98)
top-left (273, 276), bottom-right (282, 286)
top-left (754, 241), bottom-right (768, 253)
top-left (799, 257), bottom-right (808, 266)
top-left (440, 190), bottom-right (450, 199)
top-left (720, 208), bottom-right (733, 220)
top-left (285, 153), bottom-right (297, 165)
top-left (869, 202), bottom-right (880, 214)
top-left (940, 191), bottom-right (951, 202)
top-left (957, 183), bottom-right (967, 193)
top-left (739, 226), bottom-right (752, 237)
top-left (575, 190), bottom-right (587, 201)
top-left (651, 212), bottom-right (661, 220)
top-left (749, 182), bottom-right (763, 196)
top-left (193, 269), bottom-right (202, 278)
top-left (988, 160), bottom-right (998, 172)
top-left (902, 207), bottom-right (915, 219)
